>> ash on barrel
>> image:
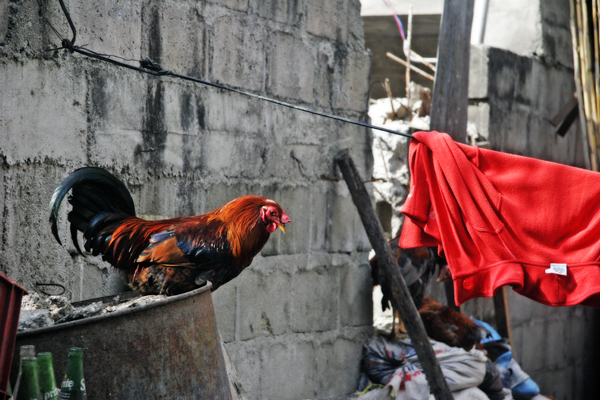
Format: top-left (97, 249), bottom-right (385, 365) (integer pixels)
top-left (18, 291), bottom-right (166, 331)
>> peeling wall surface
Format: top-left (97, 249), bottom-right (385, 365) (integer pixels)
top-left (0, 0), bottom-right (373, 398)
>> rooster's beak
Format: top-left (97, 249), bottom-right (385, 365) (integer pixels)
top-left (279, 213), bottom-right (291, 233)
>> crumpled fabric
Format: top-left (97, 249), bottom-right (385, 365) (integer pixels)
top-left (362, 335), bottom-right (488, 400)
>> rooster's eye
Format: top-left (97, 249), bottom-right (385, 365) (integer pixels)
top-left (271, 211), bottom-right (276, 216)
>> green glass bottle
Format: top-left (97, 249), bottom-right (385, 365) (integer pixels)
top-left (13, 345), bottom-right (36, 399)
top-left (15, 357), bottom-right (41, 400)
top-left (58, 348), bottom-right (86, 400)
top-left (37, 353), bottom-right (59, 400)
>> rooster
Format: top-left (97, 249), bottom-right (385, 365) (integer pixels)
top-left (418, 297), bottom-right (488, 351)
top-left (49, 167), bottom-right (290, 295)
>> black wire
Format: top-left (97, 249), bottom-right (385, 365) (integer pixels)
top-left (36, 282), bottom-right (67, 296)
top-left (43, 1), bottom-right (415, 140)
top-left (57, 0), bottom-right (76, 50)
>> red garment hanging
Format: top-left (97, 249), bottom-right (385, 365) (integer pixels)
top-left (400, 131), bottom-right (600, 307)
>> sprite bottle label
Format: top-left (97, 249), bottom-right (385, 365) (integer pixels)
top-left (59, 348), bottom-right (86, 400)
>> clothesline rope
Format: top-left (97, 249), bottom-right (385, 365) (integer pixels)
top-left (39, 0), bottom-right (416, 140)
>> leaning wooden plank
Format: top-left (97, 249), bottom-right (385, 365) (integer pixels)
top-left (335, 150), bottom-right (453, 400)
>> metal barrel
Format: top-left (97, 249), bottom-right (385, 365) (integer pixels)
top-left (12, 283), bottom-right (232, 400)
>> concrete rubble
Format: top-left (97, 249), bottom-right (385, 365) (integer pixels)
top-left (18, 291), bottom-right (166, 331)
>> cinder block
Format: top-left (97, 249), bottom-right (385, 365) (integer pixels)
top-left (532, 60), bottom-right (576, 118)
top-left (236, 266), bottom-right (293, 340)
top-left (87, 66), bottom-right (146, 135)
top-left (0, 0), bottom-right (9, 42)
top-left (489, 106), bottom-right (528, 153)
top-left (488, 50), bottom-right (519, 102)
top-left (260, 340), bottom-right (317, 400)
top-left (530, 368), bottom-right (572, 400)
top-left (314, 336), bottom-right (364, 397)
top-left (563, 314), bottom-right (586, 366)
top-left (206, 0), bottom-right (249, 12)
top-left (88, 130), bottom-right (143, 169)
top-left (467, 103), bottom-right (490, 140)
top-left (331, 49), bottom-right (371, 112)
top-left (310, 181), bottom-right (363, 254)
top-left (0, 61), bottom-right (87, 165)
top-left (505, 287), bottom-right (549, 326)
top-left (460, 296), bottom-right (496, 323)
top-left (130, 175), bottom-right (193, 216)
top-left (306, 0), bottom-right (348, 43)
top-left (70, 1), bottom-right (142, 61)
top-left (259, 185), bottom-right (310, 255)
top-left (201, 181), bottom-right (264, 214)
top-left (290, 264), bottom-right (338, 332)
top-left (267, 31), bottom-right (315, 104)
top-left (338, 257), bottom-right (373, 327)
top-left (0, 166), bottom-right (82, 294)
top-left (212, 281), bottom-right (237, 342)
top-left (327, 181), bottom-right (360, 253)
top-left (513, 319), bottom-right (547, 372)
top-left (222, 340), bottom-right (261, 395)
top-left (313, 41), bottom-right (336, 108)
top-left (202, 90), bottom-right (265, 137)
top-left (140, 2), bottom-right (205, 77)
top-left (211, 15), bottom-right (265, 91)
top-left (540, 1), bottom-right (573, 68)
top-left (336, 123), bottom-right (374, 180)
top-left (468, 45), bottom-right (489, 99)
top-left (3, 0), bottom-right (75, 58)
top-left (254, 0), bottom-right (302, 25)
top-left (162, 84), bottom-right (206, 136)
top-left (309, 182), bottom-right (331, 252)
top-left (200, 131), bottom-right (267, 179)
top-left (262, 102), bottom-right (333, 146)
top-left (544, 318), bottom-right (566, 369)
top-left (542, 23), bottom-right (574, 69)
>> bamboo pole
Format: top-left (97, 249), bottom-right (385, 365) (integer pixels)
top-left (572, 0), bottom-right (597, 170)
top-left (386, 52), bottom-right (435, 81)
top-left (384, 78), bottom-right (397, 118)
top-left (581, 0), bottom-right (599, 129)
top-left (593, 0), bottom-right (600, 123)
top-left (408, 51), bottom-right (437, 73)
top-left (405, 6), bottom-right (413, 116)
top-left (335, 150), bottom-right (453, 400)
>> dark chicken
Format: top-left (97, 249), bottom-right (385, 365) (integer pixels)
top-left (369, 235), bottom-right (443, 311)
top-left (418, 296), bottom-right (488, 351)
top-left (370, 236), bottom-right (487, 350)
top-left (49, 167), bottom-right (290, 295)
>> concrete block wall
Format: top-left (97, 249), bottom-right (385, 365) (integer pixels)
top-left (0, 0), bottom-right (374, 398)
top-left (466, 1), bottom-right (600, 397)
top-left (469, 45), bottom-right (588, 167)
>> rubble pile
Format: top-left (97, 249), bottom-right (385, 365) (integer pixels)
top-left (18, 291), bottom-right (166, 331)
top-left (369, 83), bottom-right (431, 238)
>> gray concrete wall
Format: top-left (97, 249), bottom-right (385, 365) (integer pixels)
top-left (0, 0), bottom-right (374, 398)
top-left (466, 1), bottom-right (600, 398)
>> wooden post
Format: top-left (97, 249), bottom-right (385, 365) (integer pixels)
top-left (429, 0), bottom-right (474, 311)
top-left (430, 0), bottom-right (512, 336)
top-left (493, 287), bottom-right (513, 345)
top-left (430, 0), bottom-right (474, 143)
top-left (336, 150), bottom-right (453, 400)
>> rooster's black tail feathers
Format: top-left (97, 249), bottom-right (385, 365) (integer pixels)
top-left (49, 167), bottom-right (136, 255)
